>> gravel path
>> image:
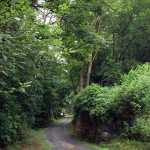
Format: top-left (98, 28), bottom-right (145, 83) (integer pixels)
top-left (46, 117), bottom-right (92, 150)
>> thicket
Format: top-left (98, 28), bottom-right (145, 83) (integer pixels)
top-left (0, 0), bottom-right (71, 148)
top-left (73, 63), bottom-right (150, 142)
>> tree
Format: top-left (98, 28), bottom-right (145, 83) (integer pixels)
top-left (0, 0), bottom-right (70, 147)
top-left (60, 0), bottom-right (105, 88)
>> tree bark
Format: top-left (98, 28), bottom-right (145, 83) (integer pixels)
top-left (121, 33), bottom-right (125, 64)
top-left (112, 32), bottom-right (115, 59)
top-left (80, 64), bottom-right (84, 89)
top-left (50, 108), bottom-right (55, 119)
top-left (86, 49), bottom-right (93, 86)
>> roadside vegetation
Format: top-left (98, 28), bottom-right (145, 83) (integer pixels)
top-left (72, 63), bottom-right (150, 143)
top-left (66, 111), bottom-right (150, 150)
top-left (84, 139), bottom-right (150, 150)
top-left (6, 128), bottom-right (50, 150)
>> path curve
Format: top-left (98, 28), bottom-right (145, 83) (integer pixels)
top-left (46, 117), bottom-right (92, 150)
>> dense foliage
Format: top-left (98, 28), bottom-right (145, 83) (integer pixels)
top-left (73, 84), bottom-right (118, 122)
top-left (60, 0), bottom-right (150, 87)
top-left (114, 63), bottom-right (150, 120)
top-left (0, 0), bottom-right (70, 147)
top-left (0, 0), bottom-right (149, 148)
top-left (73, 63), bottom-right (150, 141)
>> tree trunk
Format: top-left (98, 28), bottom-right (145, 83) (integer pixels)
top-left (80, 64), bottom-right (84, 89)
top-left (112, 32), bottom-right (115, 59)
top-left (86, 49), bottom-right (93, 86)
top-left (50, 108), bottom-right (55, 119)
top-left (122, 34), bottom-right (125, 64)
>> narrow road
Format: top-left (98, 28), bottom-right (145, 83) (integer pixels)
top-left (46, 117), bottom-right (92, 150)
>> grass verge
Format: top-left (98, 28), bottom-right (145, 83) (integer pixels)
top-left (83, 139), bottom-right (150, 150)
top-left (7, 128), bottom-right (51, 150)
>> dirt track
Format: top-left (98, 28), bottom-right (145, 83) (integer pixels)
top-left (46, 117), bottom-right (92, 150)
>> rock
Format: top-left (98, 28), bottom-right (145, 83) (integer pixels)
top-left (100, 131), bottom-right (111, 142)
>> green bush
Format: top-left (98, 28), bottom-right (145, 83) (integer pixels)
top-left (73, 63), bottom-right (150, 141)
top-left (73, 84), bottom-right (120, 124)
top-left (0, 93), bottom-right (28, 147)
top-left (74, 63), bottom-right (150, 122)
top-left (115, 63), bottom-right (150, 121)
top-left (129, 117), bottom-right (150, 141)
top-left (90, 86), bottom-right (119, 122)
top-left (73, 84), bottom-right (101, 116)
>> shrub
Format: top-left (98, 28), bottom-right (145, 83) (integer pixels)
top-left (73, 84), bottom-right (120, 123)
top-left (73, 63), bottom-right (150, 142)
top-left (128, 117), bottom-right (150, 141)
top-left (90, 86), bottom-right (119, 122)
top-left (114, 63), bottom-right (150, 121)
top-left (0, 90), bottom-right (34, 147)
top-left (74, 84), bottom-right (101, 116)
